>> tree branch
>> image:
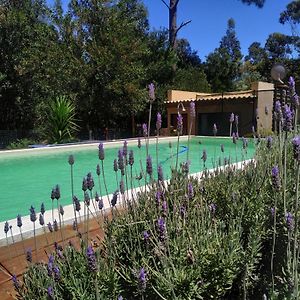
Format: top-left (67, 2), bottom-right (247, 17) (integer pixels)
top-left (175, 20), bottom-right (192, 35)
top-left (161, 0), bottom-right (170, 9)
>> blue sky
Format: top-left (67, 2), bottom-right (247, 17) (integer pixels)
top-left (48, 0), bottom-right (293, 60)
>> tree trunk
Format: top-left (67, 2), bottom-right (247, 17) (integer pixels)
top-left (169, 0), bottom-right (178, 49)
top-left (131, 114), bottom-right (135, 137)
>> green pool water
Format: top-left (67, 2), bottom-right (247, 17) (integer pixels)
top-left (0, 137), bottom-right (255, 222)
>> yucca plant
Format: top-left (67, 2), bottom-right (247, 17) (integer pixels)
top-left (44, 96), bottom-right (79, 144)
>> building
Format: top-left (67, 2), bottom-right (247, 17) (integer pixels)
top-left (165, 81), bottom-right (274, 136)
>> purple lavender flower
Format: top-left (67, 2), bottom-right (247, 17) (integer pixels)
top-left (221, 144), bottom-right (224, 153)
top-left (129, 150), bottom-right (134, 166)
top-left (47, 258), bottom-right (53, 277)
top-left (82, 177), bottom-right (88, 192)
top-left (120, 180), bottom-right (125, 195)
top-left (39, 214), bottom-right (44, 226)
top-left (292, 136), bottom-right (300, 163)
top-left (29, 206), bottom-right (36, 223)
top-left (155, 191), bottom-right (161, 207)
top-left (68, 154), bottom-right (74, 166)
top-left (252, 125), bottom-right (255, 136)
top-left (235, 115), bottom-right (239, 126)
top-left (95, 192), bottom-right (103, 208)
top-left (271, 166), bottom-right (281, 191)
top-left (274, 100), bottom-right (283, 122)
top-left (270, 207), bottom-right (275, 218)
top-left (157, 217), bottom-right (166, 241)
top-left (162, 201), bottom-right (168, 216)
top-left (47, 222), bottom-right (53, 233)
top-left (289, 76), bottom-right (295, 91)
top-left (201, 149), bottom-right (207, 163)
top-left (209, 203), bottom-right (216, 215)
top-left (143, 231), bottom-right (150, 242)
top-left (118, 296), bottom-right (123, 300)
top-left (118, 149), bottom-right (125, 175)
top-left (53, 265), bottom-right (60, 281)
top-left (57, 249), bottom-right (63, 260)
top-left (40, 203), bottom-right (45, 215)
top-left (96, 164), bottom-right (100, 176)
top-left (50, 188), bottom-right (55, 200)
top-left (142, 123), bottom-right (148, 137)
top-left (12, 275), bottom-right (19, 290)
top-left (138, 137), bottom-right (142, 148)
top-left (293, 94), bottom-right (300, 107)
top-left (213, 123), bottom-right (217, 136)
top-left (47, 286), bottom-right (54, 299)
top-left (98, 143), bottom-right (105, 160)
top-left (229, 113), bottom-right (234, 123)
top-left (156, 112), bottom-right (162, 131)
top-left (266, 136), bottom-right (273, 149)
top-left (26, 248), bottom-right (32, 263)
top-left (148, 83), bottom-right (155, 102)
top-left (87, 172), bottom-right (94, 190)
top-left (73, 196), bottom-right (81, 212)
top-left (54, 185), bottom-right (60, 200)
top-left (146, 155), bottom-right (153, 176)
top-left (157, 164), bottom-right (164, 181)
top-left (84, 191), bottom-right (90, 206)
top-left (286, 212), bottom-right (293, 231)
top-left (181, 160), bottom-right (190, 174)
top-left (58, 205), bottom-right (64, 216)
top-left (188, 182), bottom-right (194, 199)
top-left (86, 246), bottom-right (97, 272)
top-left (53, 220), bottom-right (58, 232)
top-left (180, 206), bottom-right (186, 218)
top-left (232, 132), bottom-right (237, 144)
top-left (49, 254), bottom-right (54, 264)
top-left (283, 104), bottom-right (293, 132)
top-left (123, 140), bottom-right (128, 157)
top-left (17, 215), bottom-right (22, 228)
top-left (190, 102), bottom-right (196, 118)
top-left (138, 267), bottom-right (147, 291)
top-left (111, 190), bottom-right (118, 207)
top-left (177, 113), bottom-right (183, 133)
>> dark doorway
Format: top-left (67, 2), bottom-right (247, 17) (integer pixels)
top-left (198, 113), bottom-right (232, 136)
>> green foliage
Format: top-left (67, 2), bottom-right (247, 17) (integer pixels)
top-left (205, 18), bottom-right (242, 92)
top-left (239, 0), bottom-right (265, 8)
top-left (42, 96), bottom-right (79, 144)
top-left (6, 138), bottom-right (36, 149)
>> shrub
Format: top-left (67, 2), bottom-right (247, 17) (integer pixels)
top-left (43, 96), bottom-right (79, 144)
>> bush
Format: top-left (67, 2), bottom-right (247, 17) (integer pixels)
top-left (42, 96), bottom-right (79, 144)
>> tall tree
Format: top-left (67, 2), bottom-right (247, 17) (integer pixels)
top-left (205, 18), bottom-right (242, 92)
top-left (280, 0), bottom-right (300, 36)
top-left (239, 0), bottom-right (265, 8)
top-left (161, 0), bottom-right (191, 49)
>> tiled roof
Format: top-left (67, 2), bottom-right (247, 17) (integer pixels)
top-left (166, 90), bottom-right (255, 103)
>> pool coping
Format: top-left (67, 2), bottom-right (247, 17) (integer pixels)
top-left (0, 157), bottom-right (254, 246)
top-left (0, 135), bottom-right (235, 155)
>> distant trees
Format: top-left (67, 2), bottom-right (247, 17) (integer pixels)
top-left (1, 0), bottom-right (300, 139)
top-left (205, 18), bottom-right (242, 92)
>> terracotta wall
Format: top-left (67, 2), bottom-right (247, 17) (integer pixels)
top-left (251, 81), bottom-right (274, 134)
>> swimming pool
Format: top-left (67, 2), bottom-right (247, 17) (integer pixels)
top-left (0, 136), bottom-right (255, 222)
